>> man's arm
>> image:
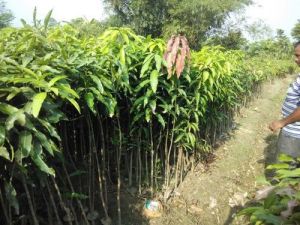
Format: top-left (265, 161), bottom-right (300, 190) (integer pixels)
top-left (269, 107), bottom-right (300, 132)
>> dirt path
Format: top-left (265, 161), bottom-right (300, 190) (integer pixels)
top-left (147, 75), bottom-right (295, 225)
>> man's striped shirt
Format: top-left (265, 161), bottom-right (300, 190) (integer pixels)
top-left (282, 74), bottom-right (300, 138)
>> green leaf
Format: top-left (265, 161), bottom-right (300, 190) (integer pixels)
top-left (131, 112), bottom-right (144, 124)
top-left (277, 168), bottom-right (300, 178)
top-left (90, 75), bottom-right (104, 94)
top-left (48, 75), bottom-right (67, 87)
top-left (6, 89), bottom-right (20, 101)
top-left (32, 92), bottom-right (47, 118)
top-left (134, 80), bottom-right (150, 93)
top-left (156, 114), bottom-right (165, 128)
top-left (4, 182), bottom-right (19, 215)
top-left (0, 103), bottom-right (18, 115)
top-left (44, 10), bottom-right (53, 31)
top-left (37, 119), bottom-right (61, 141)
top-left (278, 154), bottom-right (294, 163)
top-left (237, 207), bottom-right (263, 216)
top-left (31, 153), bottom-right (55, 176)
top-left (67, 97), bottom-right (81, 113)
top-left (140, 55), bottom-right (154, 78)
top-left (50, 87), bottom-right (59, 95)
top-left (256, 176), bottom-right (271, 185)
top-left (31, 141), bottom-right (55, 176)
top-left (175, 133), bottom-right (185, 143)
top-left (58, 84), bottom-right (79, 98)
top-left (149, 100), bottom-right (156, 113)
top-left (6, 111), bottom-right (26, 130)
top-left (257, 213), bottom-right (282, 225)
top-left (65, 192), bottom-right (88, 200)
top-left (187, 132), bottom-right (196, 146)
top-left (154, 55), bottom-right (162, 72)
top-left (150, 70), bottom-right (159, 93)
top-left (40, 65), bottom-right (60, 74)
top-left (119, 46), bottom-right (126, 66)
top-left (121, 32), bottom-right (130, 44)
top-left (35, 131), bottom-right (54, 156)
top-left (266, 163), bottom-right (290, 170)
top-left (69, 170), bottom-right (87, 177)
top-left (145, 108), bottom-right (151, 122)
top-left (133, 96), bottom-right (146, 109)
top-left (19, 131), bottom-right (32, 157)
top-left (85, 92), bottom-right (96, 114)
top-left (0, 126), bottom-right (5, 146)
top-left (0, 146), bottom-right (10, 160)
top-left (202, 71), bottom-right (209, 82)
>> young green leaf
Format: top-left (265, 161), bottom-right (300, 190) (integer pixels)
top-left (0, 146), bottom-right (10, 161)
top-left (0, 126), bottom-right (5, 146)
top-left (4, 182), bottom-right (19, 214)
top-left (19, 131), bottom-right (32, 157)
top-left (0, 103), bottom-right (18, 115)
top-left (67, 97), bottom-right (81, 114)
top-left (85, 92), bottom-right (96, 114)
top-left (6, 111), bottom-right (26, 130)
top-left (44, 10), bottom-right (53, 31)
top-left (150, 70), bottom-right (159, 93)
top-left (32, 92), bottom-right (47, 118)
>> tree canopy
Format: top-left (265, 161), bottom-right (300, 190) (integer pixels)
top-left (104, 0), bottom-right (252, 49)
top-left (291, 19), bottom-right (300, 41)
top-left (0, 0), bottom-right (14, 28)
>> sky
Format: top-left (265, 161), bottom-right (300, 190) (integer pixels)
top-left (6, 0), bottom-right (300, 38)
top-left (245, 0), bottom-right (299, 37)
top-left (6, 0), bottom-right (107, 25)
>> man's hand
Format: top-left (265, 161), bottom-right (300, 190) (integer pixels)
top-left (268, 120), bottom-right (285, 132)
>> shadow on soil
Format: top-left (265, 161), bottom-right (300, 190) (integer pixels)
top-left (262, 133), bottom-right (278, 178)
top-left (109, 192), bottom-right (150, 225)
top-left (221, 133), bottom-right (278, 225)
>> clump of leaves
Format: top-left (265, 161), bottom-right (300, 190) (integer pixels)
top-left (163, 35), bottom-right (190, 79)
top-left (238, 154), bottom-right (300, 225)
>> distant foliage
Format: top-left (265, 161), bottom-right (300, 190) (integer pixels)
top-left (104, 0), bottom-right (252, 49)
top-left (0, 0), bottom-right (14, 28)
top-left (292, 19), bottom-right (300, 41)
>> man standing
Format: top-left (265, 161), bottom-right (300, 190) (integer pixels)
top-left (269, 41), bottom-right (300, 157)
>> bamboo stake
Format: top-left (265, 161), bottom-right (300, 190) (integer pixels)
top-left (95, 148), bottom-right (109, 218)
top-left (137, 129), bottom-right (142, 194)
top-left (22, 176), bottom-right (39, 225)
top-left (42, 190), bottom-right (53, 225)
top-left (116, 118), bottom-right (122, 225)
top-left (129, 150), bottom-right (133, 187)
top-left (0, 187), bottom-right (10, 225)
top-left (150, 122), bottom-right (154, 196)
top-left (45, 180), bottom-right (63, 225)
top-left (62, 164), bottom-right (90, 225)
top-left (50, 177), bottom-right (74, 225)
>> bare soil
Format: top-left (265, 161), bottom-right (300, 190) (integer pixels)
top-left (121, 74), bottom-right (295, 225)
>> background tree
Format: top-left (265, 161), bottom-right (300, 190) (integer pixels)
top-left (204, 30), bottom-right (247, 49)
top-left (69, 17), bottom-right (106, 37)
top-left (104, 0), bottom-right (252, 49)
top-left (0, 0), bottom-right (14, 28)
top-left (104, 0), bottom-right (167, 37)
top-left (275, 29), bottom-right (293, 58)
top-left (291, 19), bottom-right (300, 41)
top-left (163, 0), bottom-right (252, 49)
top-left (203, 12), bottom-right (248, 49)
top-left (244, 20), bottom-right (273, 42)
